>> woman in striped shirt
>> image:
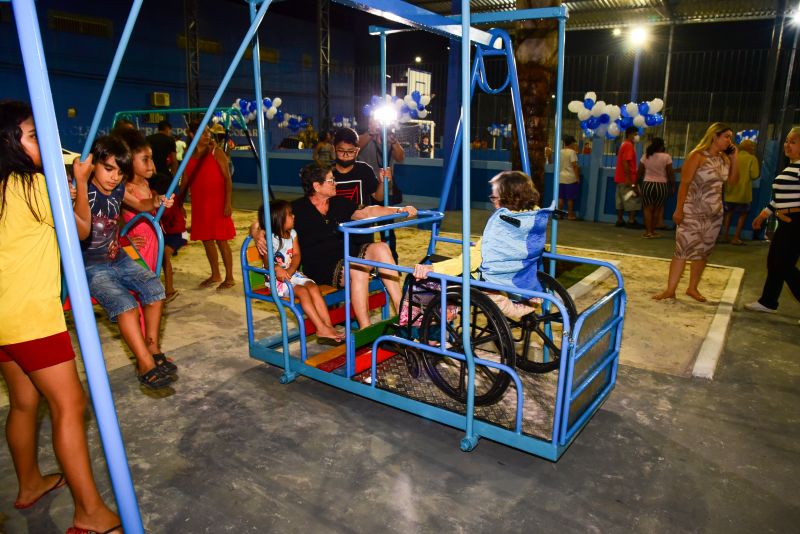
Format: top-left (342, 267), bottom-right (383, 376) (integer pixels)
top-left (745, 127), bottom-right (800, 317)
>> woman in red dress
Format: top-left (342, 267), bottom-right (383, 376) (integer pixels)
top-left (185, 120), bottom-right (236, 290)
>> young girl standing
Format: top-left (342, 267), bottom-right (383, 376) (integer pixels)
top-left (117, 128), bottom-right (160, 271)
top-left (255, 200), bottom-right (344, 343)
top-left (0, 101), bottom-right (121, 533)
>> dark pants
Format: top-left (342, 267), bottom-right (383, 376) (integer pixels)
top-left (758, 213), bottom-right (800, 310)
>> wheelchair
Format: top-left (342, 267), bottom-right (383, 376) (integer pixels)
top-left (394, 265), bottom-right (577, 407)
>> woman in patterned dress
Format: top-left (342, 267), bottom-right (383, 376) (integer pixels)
top-left (653, 123), bottom-right (739, 302)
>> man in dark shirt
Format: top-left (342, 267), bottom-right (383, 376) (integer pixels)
top-left (331, 127), bottom-right (382, 207)
top-left (146, 120), bottom-right (177, 176)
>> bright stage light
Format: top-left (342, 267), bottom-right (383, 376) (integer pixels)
top-left (628, 26), bottom-right (649, 48)
top-left (372, 103), bottom-right (398, 126)
top-left (612, 28), bottom-right (621, 37)
top-left (415, 56), bottom-right (422, 63)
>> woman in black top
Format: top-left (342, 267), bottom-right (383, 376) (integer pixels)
top-left (286, 165), bottom-right (417, 328)
top-left (745, 127), bottom-right (800, 316)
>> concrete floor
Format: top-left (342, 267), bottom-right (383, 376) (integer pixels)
top-left (1, 191), bottom-right (799, 533)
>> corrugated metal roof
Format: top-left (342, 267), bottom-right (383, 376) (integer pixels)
top-left (407, 1), bottom-right (785, 29)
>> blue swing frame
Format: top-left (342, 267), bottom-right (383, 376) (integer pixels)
top-left (245, 0), bottom-right (627, 461)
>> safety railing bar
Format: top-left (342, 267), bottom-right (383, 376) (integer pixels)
top-left (572, 288), bottom-right (624, 333)
top-left (80, 0), bottom-right (144, 160)
top-left (573, 323), bottom-right (618, 362)
top-left (573, 317), bottom-right (622, 361)
top-left (569, 350), bottom-right (618, 401)
top-left (562, 379), bottom-right (615, 444)
top-left (338, 210), bottom-right (443, 229)
top-left (370, 334), bottom-right (526, 433)
top-left (542, 252), bottom-right (624, 288)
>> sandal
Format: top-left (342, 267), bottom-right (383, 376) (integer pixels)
top-left (66, 524), bottom-right (122, 534)
top-left (137, 367), bottom-right (171, 390)
top-left (216, 280), bottom-right (235, 291)
top-left (164, 291), bottom-right (179, 303)
top-left (199, 277), bottom-right (221, 288)
top-left (153, 353), bottom-right (178, 376)
top-left (14, 473), bottom-right (65, 509)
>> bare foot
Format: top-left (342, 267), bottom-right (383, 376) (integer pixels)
top-left (317, 328), bottom-right (344, 341)
top-left (686, 289), bottom-right (707, 302)
top-left (14, 473), bottom-right (66, 509)
top-left (652, 291), bottom-right (676, 300)
top-left (199, 276), bottom-right (222, 288)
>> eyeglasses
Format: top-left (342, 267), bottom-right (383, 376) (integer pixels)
top-left (324, 178), bottom-right (336, 184)
top-left (335, 148), bottom-right (358, 157)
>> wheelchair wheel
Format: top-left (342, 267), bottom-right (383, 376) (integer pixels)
top-left (419, 287), bottom-right (515, 406)
top-left (512, 271), bottom-right (577, 373)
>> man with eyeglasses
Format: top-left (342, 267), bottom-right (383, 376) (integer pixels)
top-left (331, 127), bottom-right (384, 208)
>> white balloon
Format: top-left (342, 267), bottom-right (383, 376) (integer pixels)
top-left (633, 115), bottom-right (646, 127)
top-left (584, 91), bottom-right (597, 102)
top-left (404, 95), bottom-right (415, 106)
top-left (608, 123), bottom-right (621, 137)
top-left (607, 105), bottom-right (621, 121)
top-left (567, 100), bottom-right (583, 113)
top-left (649, 98), bottom-right (664, 113)
top-left (420, 95), bottom-right (431, 106)
top-left (591, 101), bottom-right (606, 117)
top-left (394, 98), bottom-right (405, 108)
top-left (577, 108), bottom-right (591, 121)
top-left (272, 97), bottom-right (282, 108)
top-left (418, 109), bottom-right (428, 119)
top-left (266, 108), bottom-right (277, 120)
top-left (626, 102), bottom-right (640, 117)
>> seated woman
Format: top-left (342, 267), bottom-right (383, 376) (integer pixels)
top-left (255, 164), bottom-right (418, 329)
top-left (413, 170), bottom-right (547, 321)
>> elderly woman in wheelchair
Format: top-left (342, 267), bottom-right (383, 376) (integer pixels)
top-left (401, 171), bottom-right (577, 406)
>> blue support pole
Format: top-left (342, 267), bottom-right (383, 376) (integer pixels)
top-left (80, 0), bottom-right (144, 160)
top-left (549, 16), bottom-right (567, 261)
top-left (459, 0), bottom-right (478, 452)
top-left (11, 1), bottom-right (144, 532)
top-left (248, 0), bottom-right (294, 382)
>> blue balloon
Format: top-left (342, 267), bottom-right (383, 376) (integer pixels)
top-left (409, 108), bottom-right (419, 119)
top-left (362, 104), bottom-right (371, 116)
top-left (599, 114), bottom-right (610, 124)
top-left (299, 120), bottom-right (308, 129)
top-left (371, 95), bottom-right (381, 106)
top-left (645, 114), bottom-right (658, 127)
top-left (620, 116), bottom-right (634, 129)
top-left (263, 97), bottom-right (272, 109)
top-left (584, 98), bottom-right (594, 110)
top-left (638, 102), bottom-right (650, 115)
top-left (240, 100), bottom-right (249, 112)
top-left (580, 120), bottom-right (589, 129)
top-left (411, 90), bottom-right (421, 103)
top-left (620, 106), bottom-right (629, 118)
top-left (417, 104), bottom-right (425, 111)
top-left (650, 113), bottom-right (664, 126)
top-left (247, 101), bottom-right (257, 113)
top-left (586, 117), bottom-right (600, 129)
top-left (276, 110), bottom-right (284, 122)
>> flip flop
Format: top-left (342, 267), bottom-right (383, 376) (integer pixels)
top-left (66, 524), bottom-right (123, 534)
top-left (731, 239), bottom-right (745, 245)
top-left (199, 278), bottom-right (220, 288)
top-left (164, 291), bottom-right (179, 303)
top-left (14, 473), bottom-right (66, 509)
top-left (216, 280), bottom-right (235, 291)
top-left (317, 336), bottom-right (344, 347)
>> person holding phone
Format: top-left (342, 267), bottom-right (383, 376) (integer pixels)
top-left (654, 123), bottom-right (739, 302)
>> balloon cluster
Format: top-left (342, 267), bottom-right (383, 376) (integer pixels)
top-left (233, 97), bottom-right (284, 123)
top-left (419, 122), bottom-right (431, 134)
top-left (735, 129), bottom-right (758, 144)
top-left (278, 113), bottom-right (311, 133)
top-left (567, 92), bottom-right (664, 139)
top-left (487, 123), bottom-right (512, 138)
top-left (332, 115), bottom-right (358, 129)
top-left (362, 91), bottom-right (433, 123)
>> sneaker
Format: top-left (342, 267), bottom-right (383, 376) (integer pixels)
top-left (744, 301), bottom-right (776, 314)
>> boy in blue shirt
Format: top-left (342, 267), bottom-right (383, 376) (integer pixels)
top-left (72, 135), bottom-right (176, 389)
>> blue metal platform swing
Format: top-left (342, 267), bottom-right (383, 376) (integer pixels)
top-left (243, 0), bottom-right (627, 461)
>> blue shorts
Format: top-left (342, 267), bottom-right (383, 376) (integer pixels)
top-left (85, 255), bottom-right (165, 321)
top-left (164, 233), bottom-right (187, 255)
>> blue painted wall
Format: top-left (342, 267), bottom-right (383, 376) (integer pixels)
top-left (1, 0), bottom-right (354, 149)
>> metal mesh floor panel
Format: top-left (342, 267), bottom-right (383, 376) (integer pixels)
top-left (352, 353), bottom-right (559, 440)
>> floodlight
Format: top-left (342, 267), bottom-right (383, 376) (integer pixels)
top-left (628, 26), bottom-right (649, 48)
top-left (612, 28), bottom-right (621, 37)
top-left (415, 56), bottom-right (422, 63)
top-left (792, 9), bottom-right (800, 25)
top-left (373, 103), bottom-right (398, 126)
